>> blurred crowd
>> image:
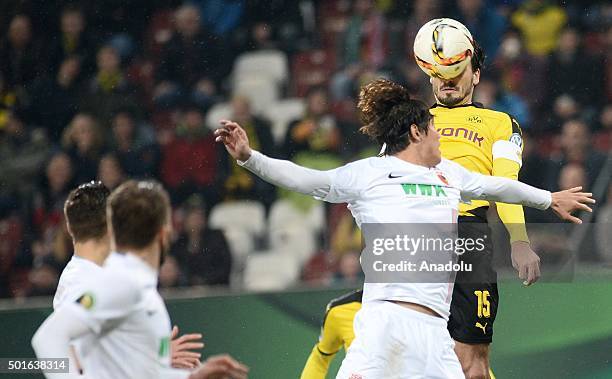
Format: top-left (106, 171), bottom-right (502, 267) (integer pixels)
top-left (0, 0), bottom-right (610, 298)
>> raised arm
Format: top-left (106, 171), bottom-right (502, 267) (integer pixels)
top-left (457, 163), bottom-right (595, 224)
top-left (215, 120), bottom-right (333, 199)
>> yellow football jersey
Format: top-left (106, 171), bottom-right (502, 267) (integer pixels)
top-left (431, 103), bottom-right (529, 242)
top-left (300, 290), bottom-right (362, 379)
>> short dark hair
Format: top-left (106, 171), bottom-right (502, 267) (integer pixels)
top-left (64, 181), bottom-right (110, 243)
top-left (358, 78), bottom-right (431, 155)
top-left (108, 180), bottom-right (171, 250)
top-left (471, 39), bottom-right (485, 73)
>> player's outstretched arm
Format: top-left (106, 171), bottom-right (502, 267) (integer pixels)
top-left (31, 306), bottom-right (91, 379)
top-left (461, 171), bottom-right (595, 224)
top-left (188, 354), bottom-right (249, 379)
top-left (170, 325), bottom-right (204, 369)
top-left (215, 120), bottom-right (334, 198)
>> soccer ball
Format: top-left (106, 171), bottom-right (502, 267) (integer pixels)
top-left (413, 18), bottom-right (474, 80)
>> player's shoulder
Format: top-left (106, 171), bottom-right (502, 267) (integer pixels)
top-left (326, 289), bottom-right (363, 313)
top-left (75, 267), bottom-right (142, 310)
top-left (474, 105), bottom-right (522, 134)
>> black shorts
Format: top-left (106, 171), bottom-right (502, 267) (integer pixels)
top-left (447, 215), bottom-right (499, 344)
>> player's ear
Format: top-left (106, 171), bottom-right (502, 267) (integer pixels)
top-left (473, 69), bottom-right (480, 86)
top-left (429, 76), bottom-right (434, 84)
top-left (409, 124), bottom-right (422, 142)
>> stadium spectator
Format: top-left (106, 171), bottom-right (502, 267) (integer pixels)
top-left (154, 4), bottom-right (225, 109)
top-left (0, 110), bottom-right (50, 208)
top-left (109, 108), bottom-right (160, 178)
top-left (455, 0), bottom-right (507, 59)
top-left (28, 56), bottom-right (82, 141)
top-left (546, 26), bottom-right (605, 110)
top-left (549, 120), bottom-right (606, 190)
top-left (511, 0), bottom-right (567, 56)
top-left (223, 95), bottom-right (276, 205)
top-left (98, 153), bottom-right (127, 191)
top-left (0, 14), bottom-right (42, 92)
top-left (80, 45), bottom-right (137, 124)
top-left (160, 104), bottom-right (227, 205)
top-left (330, 0), bottom-right (389, 101)
top-left (543, 94), bottom-right (582, 131)
top-left (23, 260), bottom-right (60, 297)
top-left (61, 113), bottom-right (106, 184)
top-left (47, 5), bottom-right (95, 78)
top-left (171, 198), bottom-right (232, 286)
top-left (474, 76), bottom-right (531, 127)
top-left (194, 0), bottom-right (244, 37)
top-left (333, 251), bottom-right (363, 285)
top-left (29, 152), bottom-right (74, 242)
top-left (0, 73), bottom-right (18, 130)
top-left (284, 87), bottom-right (341, 159)
top-left (159, 255), bottom-right (184, 288)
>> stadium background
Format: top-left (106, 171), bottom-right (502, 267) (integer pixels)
top-left (0, 0), bottom-right (610, 377)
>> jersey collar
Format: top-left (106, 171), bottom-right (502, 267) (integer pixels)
top-left (430, 102), bottom-right (484, 109)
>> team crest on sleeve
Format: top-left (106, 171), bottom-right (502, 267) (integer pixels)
top-left (76, 292), bottom-right (95, 309)
top-left (509, 133), bottom-right (522, 148)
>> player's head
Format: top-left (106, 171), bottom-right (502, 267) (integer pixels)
top-left (431, 39), bottom-right (485, 107)
top-left (64, 181), bottom-right (110, 244)
top-left (358, 78), bottom-right (440, 165)
top-left (107, 180), bottom-right (172, 260)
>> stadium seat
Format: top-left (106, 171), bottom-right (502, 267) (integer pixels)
top-left (233, 76), bottom-right (280, 114)
top-left (269, 199), bottom-right (324, 233)
top-left (262, 98), bottom-right (306, 142)
top-left (243, 250), bottom-right (301, 291)
top-left (232, 50), bottom-right (289, 87)
top-left (209, 201), bottom-right (266, 238)
top-left (205, 102), bottom-right (232, 130)
top-left (269, 225), bottom-right (317, 265)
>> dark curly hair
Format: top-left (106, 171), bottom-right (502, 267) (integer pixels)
top-left (64, 181), bottom-right (110, 242)
top-left (358, 78), bottom-right (431, 155)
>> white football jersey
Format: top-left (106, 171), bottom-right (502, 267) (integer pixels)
top-left (64, 252), bottom-right (188, 379)
top-left (54, 256), bottom-right (103, 310)
top-left (321, 155), bottom-right (494, 319)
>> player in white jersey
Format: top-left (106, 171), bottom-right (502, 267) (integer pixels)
top-left (33, 181), bottom-right (249, 379)
top-left (214, 79), bottom-right (594, 378)
top-left (53, 181), bottom-right (204, 371)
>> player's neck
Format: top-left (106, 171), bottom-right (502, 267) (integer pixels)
top-left (394, 146), bottom-right (437, 168)
top-left (74, 236), bottom-right (110, 266)
top-left (126, 244), bottom-right (161, 271)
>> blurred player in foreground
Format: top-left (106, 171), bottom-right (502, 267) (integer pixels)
top-left (215, 78), bottom-right (593, 377)
top-left (429, 37), bottom-right (537, 379)
top-left (300, 290), bottom-right (362, 379)
top-left (53, 181), bottom-right (204, 371)
top-left (33, 180), bottom-right (248, 379)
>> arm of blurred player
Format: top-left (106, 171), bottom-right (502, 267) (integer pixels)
top-left (170, 325), bottom-right (204, 369)
top-left (31, 306), bottom-right (92, 379)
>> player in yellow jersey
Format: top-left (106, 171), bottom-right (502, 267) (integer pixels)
top-left (429, 37), bottom-right (540, 379)
top-left (300, 290), bottom-right (362, 379)
top-left (300, 288), bottom-right (497, 379)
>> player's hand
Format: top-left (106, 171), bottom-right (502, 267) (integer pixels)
top-left (550, 186), bottom-right (595, 224)
top-left (188, 354), bottom-right (249, 379)
top-left (511, 241), bottom-right (540, 286)
top-left (170, 325), bottom-right (204, 370)
top-left (215, 120), bottom-right (252, 162)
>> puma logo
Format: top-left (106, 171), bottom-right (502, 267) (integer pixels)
top-left (475, 322), bottom-right (487, 334)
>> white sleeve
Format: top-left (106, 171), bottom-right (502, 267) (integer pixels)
top-left (31, 306), bottom-right (91, 379)
top-left (447, 160), bottom-right (552, 210)
top-left (64, 272), bottom-right (141, 335)
top-left (238, 150), bottom-right (360, 203)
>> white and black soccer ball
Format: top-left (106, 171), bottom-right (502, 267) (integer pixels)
top-left (413, 18), bottom-right (474, 80)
